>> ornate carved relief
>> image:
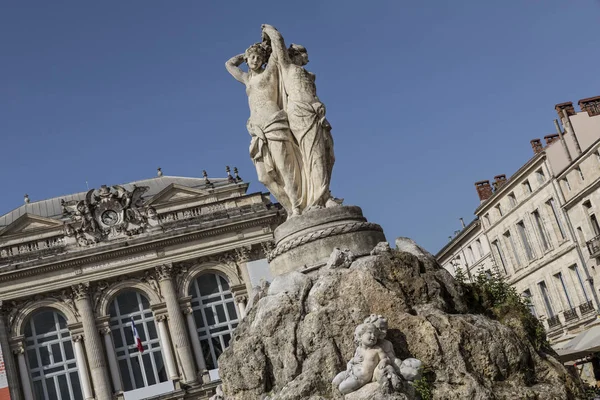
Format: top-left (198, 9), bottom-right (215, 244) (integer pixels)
top-left (61, 184), bottom-right (160, 247)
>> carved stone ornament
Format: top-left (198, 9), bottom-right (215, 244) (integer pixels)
top-left (234, 246), bottom-right (252, 263)
top-left (12, 341), bottom-right (25, 355)
top-left (234, 294), bottom-right (248, 304)
top-left (71, 282), bottom-right (91, 300)
top-left (72, 334), bottom-right (85, 342)
top-left (155, 314), bottom-right (168, 322)
top-left (141, 270), bottom-right (163, 299)
top-left (155, 264), bottom-right (175, 281)
top-left (61, 184), bottom-right (161, 247)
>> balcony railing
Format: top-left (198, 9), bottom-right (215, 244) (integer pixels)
top-left (587, 235), bottom-right (600, 258)
top-left (547, 315), bottom-right (561, 328)
top-left (579, 300), bottom-right (596, 315)
top-left (563, 308), bottom-right (579, 322)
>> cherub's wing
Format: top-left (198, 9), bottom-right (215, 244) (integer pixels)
top-left (85, 189), bottom-right (95, 205)
top-left (130, 186), bottom-right (149, 207)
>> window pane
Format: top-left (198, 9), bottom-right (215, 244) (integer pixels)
top-left (142, 353), bottom-right (156, 386)
top-left (28, 349), bottom-right (38, 369)
top-left (51, 343), bottom-right (63, 363)
top-left (112, 330), bottom-right (123, 348)
top-left (201, 339), bottom-right (215, 370)
top-left (219, 276), bottom-right (230, 290)
top-left (194, 310), bottom-right (205, 329)
top-left (119, 359), bottom-right (133, 391)
top-left (154, 352), bottom-right (167, 383)
top-left (147, 321), bottom-right (158, 340)
top-left (226, 302), bottom-right (238, 320)
top-left (46, 377), bottom-right (58, 400)
top-left (34, 311), bottom-right (57, 335)
top-left (70, 372), bottom-right (83, 400)
top-left (215, 304), bottom-right (226, 323)
top-left (58, 374), bottom-right (70, 400)
top-left (33, 380), bottom-right (44, 400)
top-left (39, 346), bottom-right (51, 366)
top-left (198, 275), bottom-right (219, 296)
top-left (205, 308), bottom-right (216, 326)
top-left (115, 292), bottom-right (140, 316)
top-left (130, 356), bottom-right (145, 389)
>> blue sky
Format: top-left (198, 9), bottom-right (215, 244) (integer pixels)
top-left (1, 1), bottom-right (599, 253)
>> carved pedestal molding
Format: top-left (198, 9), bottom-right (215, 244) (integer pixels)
top-left (182, 305), bottom-right (209, 380)
top-left (72, 334), bottom-right (94, 400)
top-left (155, 314), bottom-right (179, 380)
top-left (99, 326), bottom-right (123, 394)
top-left (155, 264), bottom-right (198, 384)
top-left (13, 341), bottom-right (34, 400)
top-left (71, 283), bottom-right (112, 400)
top-left (0, 304), bottom-right (23, 400)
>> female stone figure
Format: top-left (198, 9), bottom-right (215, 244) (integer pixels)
top-left (261, 24), bottom-right (335, 210)
top-left (225, 42), bottom-right (304, 217)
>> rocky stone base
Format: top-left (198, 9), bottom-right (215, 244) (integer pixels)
top-left (218, 238), bottom-right (583, 400)
top-left (268, 206), bottom-right (386, 276)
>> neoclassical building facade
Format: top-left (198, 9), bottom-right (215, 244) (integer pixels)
top-left (0, 171), bottom-right (282, 400)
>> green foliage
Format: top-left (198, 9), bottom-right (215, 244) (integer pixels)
top-left (460, 267), bottom-right (551, 352)
top-left (413, 365), bottom-right (434, 400)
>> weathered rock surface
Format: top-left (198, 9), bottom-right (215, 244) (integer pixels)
top-left (219, 239), bottom-right (583, 399)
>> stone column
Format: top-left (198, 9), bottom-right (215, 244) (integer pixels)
top-left (0, 306), bottom-right (23, 400)
top-left (71, 283), bottom-right (112, 400)
top-left (156, 315), bottom-right (179, 380)
top-left (183, 306), bottom-right (208, 380)
top-left (99, 327), bottom-right (122, 394)
top-left (155, 265), bottom-right (198, 384)
top-left (73, 335), bottom-right (94, 400)
top-left (13, 343), bottom-right (33, 400)
top-left (234, 294), bottom-right (247, 319)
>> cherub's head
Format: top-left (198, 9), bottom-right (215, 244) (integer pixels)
top-left (244, 43), bottom-right (268, 72)
top-left (288, 43), bottom-right (308, 66)
top-left (354, 323), bottom-right (378, 347)
top-left (364, 314), bottom-right (388, 340)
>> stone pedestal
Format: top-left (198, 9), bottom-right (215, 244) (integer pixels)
top-left (268, 206), bottom-right (385, 276)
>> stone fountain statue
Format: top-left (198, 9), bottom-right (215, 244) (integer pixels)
top-left (226, 24), bottom-right (335, 216)
top-left (226, 25), bottom-right (386, 275)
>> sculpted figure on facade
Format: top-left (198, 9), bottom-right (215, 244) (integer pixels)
top-left (226, 41), bottom-right (304, 218)
top-left (261, 24), bottom-right (336, 210)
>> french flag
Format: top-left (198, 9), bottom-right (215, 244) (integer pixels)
top-left (131, 317), bottom-right (144, 353)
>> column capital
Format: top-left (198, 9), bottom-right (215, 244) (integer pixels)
top-left (71, 282), bottom-right (91, 300)
top-left (155, 264), bottom-right (175, 281)
top-left (99, 326), bottom-right (112, 336)
top-left (182, 306), bottom-right (193, 315)
top-left (155, 314), bottom-right (168, 322)
top-left (234, 246), bottom-right (252, 263)
top-left (11, 341), bottom-right (25, 355)
top-left (261, 240), bottom-right (275, 257)
top-left (234, 294), bottom-right (248, 304)
top-left (72, 334), bottom-right (85, 342)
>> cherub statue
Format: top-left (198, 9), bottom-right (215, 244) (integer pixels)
top-left (332, 322), bottom-right (390, 395)
top-left (365, 314), bottom-right (422, 383)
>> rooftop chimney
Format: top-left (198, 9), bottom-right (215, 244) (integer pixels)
top-left (492, 174), bottom-right (507, 191)
top-left (544, 133), bottom-right (560, 146)
top-left (555, 101), bottom-right (576, 118)
top-left (475, 180), bottom-right (493, 202)
top-left (579, 96), bottom-right (600, 117)
top-left (530, 139), bottom-right (543, 155)
top-left (24, 194), bottom-right (30, 204)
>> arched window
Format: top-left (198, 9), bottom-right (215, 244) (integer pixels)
top-left (109, 291), bottom-right (167, 391)
top-left (24, 309), bottom-right (83, 400)
top-left (189, 273), bottom-right (239, 371)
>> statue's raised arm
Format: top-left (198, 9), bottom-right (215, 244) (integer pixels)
top-left (225, 53), bottom-right (248, 84)
top-left (261, 24), bottom-right (291, 65)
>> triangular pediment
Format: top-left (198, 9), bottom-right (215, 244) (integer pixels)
top-left (145, 184), bottom-right (210, 206)
top-left (0, 213), bottom-right (64, 237)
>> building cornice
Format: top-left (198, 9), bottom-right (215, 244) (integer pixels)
top-left (0, 210), bottom-right (281, 284)
top-left (435, 219), bottom-right (480, 259)
top-left (475, 152), bottom-right (546, 215)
